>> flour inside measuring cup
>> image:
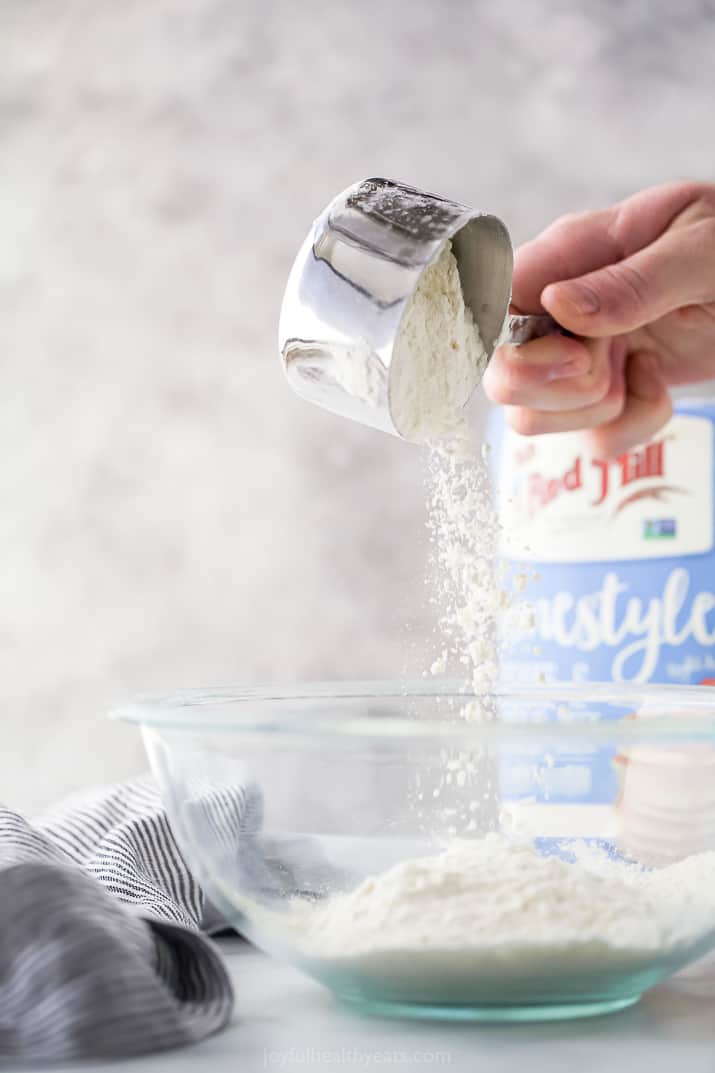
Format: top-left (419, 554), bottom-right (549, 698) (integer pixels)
top-left (390, 242), bottom-right (487, 444)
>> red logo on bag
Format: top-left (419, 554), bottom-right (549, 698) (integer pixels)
top-left (526, 439), bottom-right (672, 519)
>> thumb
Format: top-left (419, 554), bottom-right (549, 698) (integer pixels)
top-left (541, 221), bottom-right (715, 336)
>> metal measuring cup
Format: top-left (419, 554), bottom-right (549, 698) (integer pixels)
top-left (279, 177), bottom-right (558, 441)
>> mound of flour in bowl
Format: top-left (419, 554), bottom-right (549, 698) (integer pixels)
top-left (285, 836), bottom-right (715, 1001)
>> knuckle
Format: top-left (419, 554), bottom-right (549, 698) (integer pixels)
top-left (680, 180), bottom-right (715, 213)
top-left (496, 360), bottom-right (520, 401)
top-left (701, 216), bottom-right (715, 243)
top-left (615, 262), bottom-right (650, 308)
top-left (547, 211), bottom-right (589, 241)
top-left (599, 262), bottom-right (650, 316)
top-left (605, 203), bottom-right (630, 251)
top-left (484, 356), bottom-right (528, 406)
top-left (658, 181), bottom-right (715, 233)
top-left (482, 364), bottom-right (510, 405)
top-left (490, 382), bottom-right (514, 405)
top-left (692, 217), bottom-right (715, 264)
top-left (508, 407), bottom-right (546, 437)
top-left (676, 217), bottom-right (715, 302)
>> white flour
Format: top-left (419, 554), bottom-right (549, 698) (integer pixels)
top-left (390, 242), bottom-right (487, 444)
top-left (283, 836), bottom-right (715, 1000)
top-left (331, 338), bottom-right (387, 407)
top-left (426, 446), bottom-right (535, 703)
top-left (392, 240), bottom-right (515, 702)
top-left (426, 440), bottom-right (505, 701)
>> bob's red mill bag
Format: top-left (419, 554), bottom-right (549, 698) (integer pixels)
top-left (493, 398), bottom-right (715, 687)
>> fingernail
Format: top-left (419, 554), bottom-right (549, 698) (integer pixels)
top-left (545, 358), bottom-right (589, 381)
top-left (547, 281), bottom-right (601, 316)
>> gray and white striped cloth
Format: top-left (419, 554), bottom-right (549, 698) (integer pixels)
top-left (0, 776), bottom-right (250, 1061)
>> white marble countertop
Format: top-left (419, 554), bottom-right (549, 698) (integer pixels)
top-left (16, 939), bottom-right (714, 1072)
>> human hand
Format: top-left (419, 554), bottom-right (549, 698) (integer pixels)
top-left (483, 181), bottom-right (715, 456)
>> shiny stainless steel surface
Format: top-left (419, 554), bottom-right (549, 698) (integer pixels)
top-left (504, 313), bottom-right (562, 345)
top-left (279, 177), bottom-right (559, 440)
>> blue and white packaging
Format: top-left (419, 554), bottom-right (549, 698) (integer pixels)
top-left (494, 399), bottom-right (715, 687)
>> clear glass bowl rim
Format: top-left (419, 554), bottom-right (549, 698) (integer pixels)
top-left (111, 679), bottom-right (715, 742)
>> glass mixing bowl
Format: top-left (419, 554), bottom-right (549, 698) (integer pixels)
top-left (116, 681), bottom-right (715, 1022)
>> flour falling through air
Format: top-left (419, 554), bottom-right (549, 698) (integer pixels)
top-left (393, 241), bottom-right (521, 705)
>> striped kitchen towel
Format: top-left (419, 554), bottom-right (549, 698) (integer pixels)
top-left (0, 776), bottom-right (251, 1061)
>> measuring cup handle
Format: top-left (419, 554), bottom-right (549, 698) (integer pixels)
top-left (503, 313), bottom-right (569, 346)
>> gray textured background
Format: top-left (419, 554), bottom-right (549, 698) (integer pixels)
top-left (2, 0), bottom-right (714, 811)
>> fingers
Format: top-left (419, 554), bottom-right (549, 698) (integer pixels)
top-left (542, 217), bottom-right (715, 336)
top-left (497, 338), bottom-right (626, 437)
top-left (512, 210), bottom-right (622, 312)
top-left (582, 352), bottom-right (673, 459)
top-left (490, 180), bottom-right (709, 457)
top-left (511, 180), bottom-right (708, 313)
top-left (494, 344), bottom-right (673, 459)
top-left (484, 336), bottom-right (613, 414)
